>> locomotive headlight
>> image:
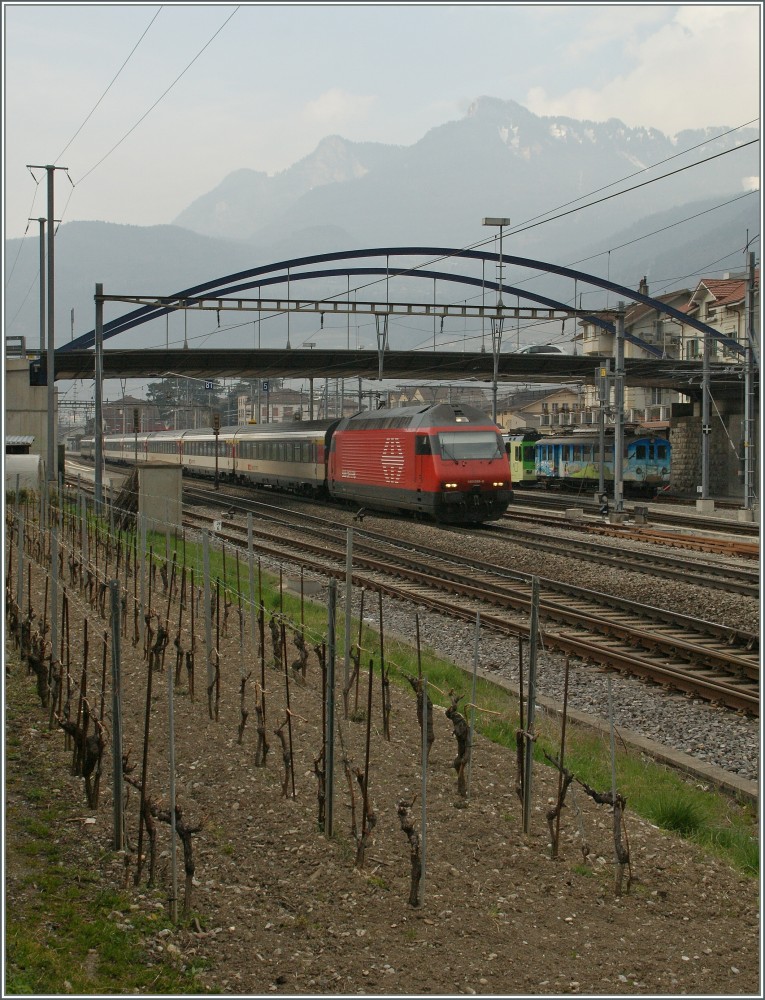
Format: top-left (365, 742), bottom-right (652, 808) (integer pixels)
top-left (493, 481), bottom-right (506, 487)
top-left (442, 482), bottom-right (458, 489)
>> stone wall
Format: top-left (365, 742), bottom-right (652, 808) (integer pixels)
top-left (669, 413), bottom-right (745, 497)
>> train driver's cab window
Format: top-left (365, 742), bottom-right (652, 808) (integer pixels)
top-left (635, 444), bottom-right (647, 460)
top-left (415, 435), bottom-right (432, 456)
top-left (437, 431), bottom-right (504, 460)
top-left (656, 443), bottom-right (668, 461)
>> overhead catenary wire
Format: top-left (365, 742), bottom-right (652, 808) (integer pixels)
top-left (72, 7), bottom-right (240, 188)
top-left (54, 6), bottom-right (165, 163)
top-left (4, 176), bottom-right (43, 288)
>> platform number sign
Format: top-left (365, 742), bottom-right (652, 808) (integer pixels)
top-left (204, 380), bottom-right (215, 391)
top-left (262, 381), bottom-right (269, 393)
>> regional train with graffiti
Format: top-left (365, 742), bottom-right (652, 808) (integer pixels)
top-left (81, 402), bottom-right (513, 524)
top-left (504, 428), bottom-right (671, 497)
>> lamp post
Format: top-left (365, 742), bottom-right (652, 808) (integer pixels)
top-left (482, 217), bottom-right (511, 424)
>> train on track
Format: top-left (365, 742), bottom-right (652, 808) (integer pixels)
top-left (81, 402), bottom-right (513, 524)
top-left (504, 428), bottom-right (671, 497)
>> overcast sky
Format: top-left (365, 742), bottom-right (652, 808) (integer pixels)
top-left (3, 2), bottom-right (761, 243)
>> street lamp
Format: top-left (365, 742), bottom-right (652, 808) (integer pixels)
top-left (482, 217), bottom-right (511, 423)
top-left (482, 217), bottom-right (511, 304)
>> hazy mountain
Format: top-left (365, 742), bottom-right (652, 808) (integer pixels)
top-left (174, 136), bottom-right (403, 241)
top-left (172, 97), bottom-right (758, 252)
top-left (4, 97), bottom-right (759, 353)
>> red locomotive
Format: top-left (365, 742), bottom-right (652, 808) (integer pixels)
top-left (328, 402), bottom-right (512, 523)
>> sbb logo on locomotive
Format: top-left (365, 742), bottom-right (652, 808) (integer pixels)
top-left (381, 437), bottom-right (405, 484)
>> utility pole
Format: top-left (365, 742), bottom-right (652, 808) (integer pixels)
top-left (596, 360), bottom-right (611, 500)
top-left (482, 217), bottom-right (511, 425)
top-left (613, 304), bottom-right (626, 513)
top-left (28, 164), bottom-right (67, 490)
top-left (743, 250), bottom-right (758, 513)
top-left (30, 217), bottom-right (46, 356)
top-left (700, 323), bottom-right (711, 502)
top-left (94, 284), bottom-right (104, 514)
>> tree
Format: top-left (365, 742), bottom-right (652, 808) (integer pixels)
top-left (145, 377), bottom-right (225, 420)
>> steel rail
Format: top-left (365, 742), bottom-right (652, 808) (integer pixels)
top-left (181, 501), bottom-right (758, 715)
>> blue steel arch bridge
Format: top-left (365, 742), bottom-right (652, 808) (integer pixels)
top-left (40, 247), bottom-right (753, 402)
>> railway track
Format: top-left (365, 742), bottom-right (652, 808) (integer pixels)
top-left (511, 488), bottom-right (760, 537)
top-left (183, 488), bottom-right (759, 716)
top-left (483, 521), bottom-right (759, 596)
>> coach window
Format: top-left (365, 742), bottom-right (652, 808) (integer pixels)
top-left (415, 435), bottom-right (432, 455)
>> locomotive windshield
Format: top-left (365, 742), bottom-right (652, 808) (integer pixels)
top-left (436, 431), bottom-right (504, 461)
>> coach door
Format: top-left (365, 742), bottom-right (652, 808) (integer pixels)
top-left (414, 433), bottom-right (431, 506)
top-left (632, 441), bottom-right (647, 484)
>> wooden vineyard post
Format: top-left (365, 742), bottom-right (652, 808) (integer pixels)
top-left (280, 623), bottom-right (296, 798)
top-left (378, 590), bottom-right (391, 740)
top-left (144, 546), bottom-right (154, 663)
top-left (188, 567), bottom-right (196, 701)
top-left (466, 611), bottom-right (480, 797)
top-left (550, 655), bottom-right (571, 859)
top-left (420, 675), bottom-right (428, 907)
top-left (109, 580), bottom-right (124, 851)
top-left (325, 580), bottom-right (337, 838)
top-left (516, 634), bottom-right (526, 805)
top-left (135, 613), bottom-right (156, 885)
top-left (415, 612), bottom-right (421, 676)
top-left (343, 527), bottom-right (353, 716)
top-left (356, 654), bottom-right (375, 868)
top-left (49, 518), bottom-right (59, 719)
top-left (139, 514), bottom-right (147, 651)
top-left (608, 675), bottom-right (631, 895)
top-left (174, 565), bottom-right (186, 686)
top-left (160, 552), bottom-right (177, 671)
top-left (16, 510), bottom-right (24, 626)
top-left (247, 514), bottom-right (258, 674)
top-left (167, 632), bottom-right (179, 923)
top-left (202, 531), bottom-right (213, 717)
top-left (235, 549), bottom-right (244, 676)
top-left (522, 577), bottom-right (540, 836)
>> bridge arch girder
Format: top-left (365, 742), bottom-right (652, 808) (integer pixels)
top-left (61, 246), bottom-right (741, 358)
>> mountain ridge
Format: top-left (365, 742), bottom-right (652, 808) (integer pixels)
top-left (4, 97), bottom-right (758, 353)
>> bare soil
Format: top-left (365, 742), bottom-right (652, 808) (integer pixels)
top-left (4, 573), bottom-right (760, 997)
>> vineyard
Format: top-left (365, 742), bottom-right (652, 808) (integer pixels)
top-left (4, 487), bottom-right (760, 996)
